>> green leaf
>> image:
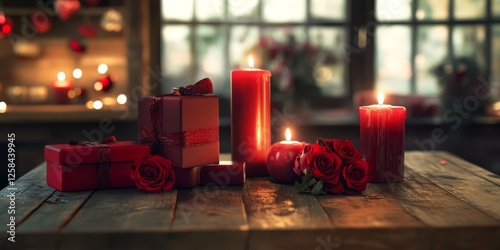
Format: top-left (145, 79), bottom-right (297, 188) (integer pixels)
top-left (311, 180), bottom-right (324, 195)
top-left (294, 180), bottom-right (309, 193)
top-left (306, 177), bottom-right (317, 187)
top-left (302, 174), bottom-right (313, 185)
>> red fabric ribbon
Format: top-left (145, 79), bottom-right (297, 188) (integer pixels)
top-left (69, 136), bottom-right (116, 189)
top-left (139, 96), bottom-right (165, 155)
top-left (163, 127), bottom-right (219, 147)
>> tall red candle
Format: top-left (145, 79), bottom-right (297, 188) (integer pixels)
top-left (359, 92), bottom-right (406, 183)
top-left (231, 55), bottom-right (272, 177)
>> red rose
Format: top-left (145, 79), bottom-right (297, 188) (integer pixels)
top-left (294, 143), bottom-right (343, 184)
top-left (323, 181), bottom-right (344, 194)
top-left (319, 139), bottom-right (361, 161)
top-left (342, 159), bottom-right (369, 193)
top-left (131, 155), bottom-right (175, 193)
top-left (294, 143), bottom-right (313, 175)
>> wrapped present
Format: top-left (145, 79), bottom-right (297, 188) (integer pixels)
top-left (138, 78), bottom-right (219, 168)
top-left (199, 161), bottom-right (245, 186)
top-left (173, 167), bottom-right (199, 189)
top-left (44, 137), bottom-right (150, 192)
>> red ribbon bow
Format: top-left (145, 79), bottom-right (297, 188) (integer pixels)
top-left (172, 78), bottom-right (213, 96)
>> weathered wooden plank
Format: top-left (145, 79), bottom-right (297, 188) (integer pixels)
top-left (374, 167), bottom-right (500, 249)
top-left (316, 185), bottom-right (428, 250)
top-left (406, 151), bottom-right (500, 221)
top-left (243, 178), bottom-right (332, 250)
top-left (14, 190), bottom-right (93, 250)
top-left (60, 188), bottom-right (176, 250)
top-left (0, 163), bottom-right (54, 248)
top-left (434, 151), bottom-right (500, 186)
top-left (168, 186), bottom-right (248, 250)
top-left (19, 190), bottom-right (93, 232)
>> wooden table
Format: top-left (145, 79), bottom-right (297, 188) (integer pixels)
top-left (1, 151), bottom-right (499, 250)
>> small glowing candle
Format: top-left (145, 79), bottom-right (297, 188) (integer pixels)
top-left (359, 91), bottom-right (406, 183)
top-left (267, 128), bottom-right (306, 184)
top-left (52, 72), bottom-right (73, 88)
top-left (51, 72), bottom-right (74, 104)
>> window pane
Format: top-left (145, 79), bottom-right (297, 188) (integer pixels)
top-left (452, 25), bottom-right (486, 71)
top-left (162, 0), bottom-right (193, 21)
top-left (196, 25), bottom-right (226, 96)
top-left (229, 26), bottom-right (259, 68)
top-left (263, 0), bottom-right (306, 22)
top-left (310, 0), bottom-right (345, 21)
top-left (416, 26), bottom-right (448, 95)
top-left (161, 26), bottom-right (192, 93)
top-left (454, 0), bottom-right (486, 19)
top-left (492, 25), bottom-right (500, 81)
top-left (493, 0), bottom-right (500, 18)
top-left (196, 0), bottom-right (224, 21)
top-left (376, 0), bottom-right (412, 21)
top-left (376, 26), bottom-right (412, 94)
top-left (309, 27), bottom-right (346, 96)
top-left (416, 0), bottom-right (449, 20)
top-left (492, 25), bottom-right (500, 100)
top-left (228, 0), bottom-right (259, 21)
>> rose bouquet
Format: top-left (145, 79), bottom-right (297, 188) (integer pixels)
top-left (131, 155), bottom-right (175, 193)
top-left (294, 138), bottom-right (369, 195)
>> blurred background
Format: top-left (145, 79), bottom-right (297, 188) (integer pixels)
top-left (1, 0), bottom-right (500, 188)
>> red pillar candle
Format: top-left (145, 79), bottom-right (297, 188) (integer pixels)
top-left (231, 55), bottom-right (272, 177)
top-left (359, 92), bottom-right (406, 183)
top-left (267, 128), bottom-right (305, 184)
top-left (51, 72), bottom-right (73, 104)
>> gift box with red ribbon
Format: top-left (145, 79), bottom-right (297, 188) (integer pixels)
top-left (138, 78), bottom-right (220, 168)
top-left (44, 137), bottom-right (150, 192)
top-left (199, 161), bottom-right (246, 186)
top-left (173, 167), bottom-right (199, 188)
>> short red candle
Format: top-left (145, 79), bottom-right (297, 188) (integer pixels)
top-left (267, 128), bottom-right (305, 184)
top-left (231, 55), bottom-right (272, 177)
top-left (51, 72), bottom-right (73, 104)
top-left (359, 92), bottom-right (406, 183)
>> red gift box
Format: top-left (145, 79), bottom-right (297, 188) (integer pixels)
top-left (138, 95), bottom-right (219, 168)
top-left (173, 167), bottom-right (199, 188)
top-left (45, 141), bottom-right (150, 192)
top-left (199, 161), bottom-right (245, 186)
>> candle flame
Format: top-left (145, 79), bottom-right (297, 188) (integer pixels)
top-left (377, 91), bottom-right (384, 105)
top-left (248, 55), bottom-right (254, 69)
top-left (57, 72), bottom-right (66, 81)
top-left (285, 128), bottom-right (291, 141)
